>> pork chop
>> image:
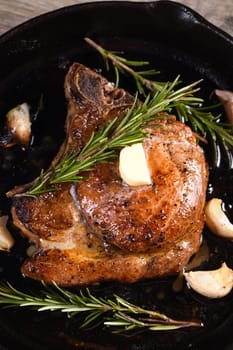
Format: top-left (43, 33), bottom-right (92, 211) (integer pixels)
top-left (8, 63), bottom-right (208, 286)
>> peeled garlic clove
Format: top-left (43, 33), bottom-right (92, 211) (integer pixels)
top-left (119, 143), bottom-right (152, 186)
top-left (6, 103), bottom-right (31, 146)
top-left (204, 198), bottom-right (233, 239)
top-left (0, 216), bottom-right (15, 251)
top-left (184, 262), bottom-right (233, 298)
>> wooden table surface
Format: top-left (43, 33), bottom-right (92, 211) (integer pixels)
top-left (0, 0), bottom-right (232, 37)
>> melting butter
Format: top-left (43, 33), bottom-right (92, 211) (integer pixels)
top-left (119, 143), bottom-right (152, 186)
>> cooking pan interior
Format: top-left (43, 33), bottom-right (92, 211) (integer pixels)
top-left (0, 1), bottom-right (232, 349)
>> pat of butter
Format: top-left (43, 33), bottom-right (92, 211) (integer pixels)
top-left (119, 143), bottom-right (152, 186)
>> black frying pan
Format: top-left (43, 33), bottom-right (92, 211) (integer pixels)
top-left (0, 2), bottom-right (232, 349)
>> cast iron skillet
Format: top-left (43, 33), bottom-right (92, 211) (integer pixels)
top-left (0, 1), bottom-right (232, 349)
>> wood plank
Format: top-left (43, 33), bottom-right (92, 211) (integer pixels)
top-left (0, 0), bottom-right (232, 36)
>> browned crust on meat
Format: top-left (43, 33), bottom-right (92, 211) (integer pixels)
top-left (9, 63), bottom-right (208, 286)
top-left (77, 118), bottom-right (208, 253)
top-left (21, 222), bottom-right (202, 287)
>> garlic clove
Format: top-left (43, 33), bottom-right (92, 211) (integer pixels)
top-left (6, 103), bottom-right (31, 146)
top-left (0, 216), bottom-right (15, 251)
top-left (119, 143), bottom-right (152, 186)
top-left (204, 198), bottom-right (233, 239)
top-left (184, 262), bottom-right (233, 298)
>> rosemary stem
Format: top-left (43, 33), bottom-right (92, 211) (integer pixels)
top-left (0, 282), bottom-right (201, 332)
top-left (85, 37), bottom-right (162, 91)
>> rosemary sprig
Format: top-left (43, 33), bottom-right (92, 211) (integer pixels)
top-left (85, 37), bottom-right (170, 94)
top-left (86, 37), bottom-right (233, 167)
top-left (0, 281), bottom-right (200, 332)
top-left (27, 79), bottom-right (201, 195)
top-left (173, 101), bottom-right (233, 166)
